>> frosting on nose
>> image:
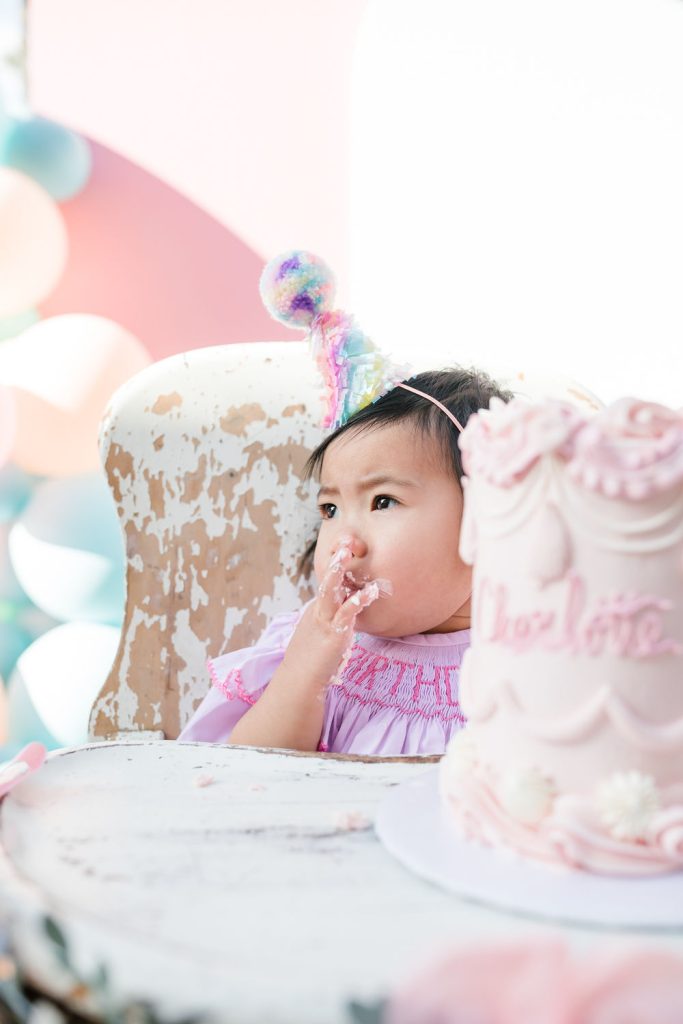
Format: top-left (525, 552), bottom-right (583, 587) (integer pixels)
top-left (332, 534), bottom-right (360, 559)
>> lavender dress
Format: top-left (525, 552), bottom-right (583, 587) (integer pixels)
top-left (178, 607), bottom-right (470, 756)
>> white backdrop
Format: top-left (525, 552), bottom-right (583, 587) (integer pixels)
top-left (350, 0), bottom-right (683, 406)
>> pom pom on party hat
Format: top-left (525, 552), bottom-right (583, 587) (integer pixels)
top-left (259, 250), bottom-right (410, 429)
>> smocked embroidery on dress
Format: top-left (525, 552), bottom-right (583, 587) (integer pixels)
top-left (337, 644), bottom-right (466, 723)
top-left (192, 616), bottom-right (471, 754)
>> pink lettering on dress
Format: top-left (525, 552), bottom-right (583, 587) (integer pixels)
top-left (442, 665), bottom-right (460, 706)
top-left (389, 660), bottom-right (412, 696)
top-left (353, 654), bottom-right (390, 690)
top-left (208, 648), bottom-right (468, 724)
top-left (412, 664), bottom-right (442, 705)
top-left (336, 646), bottom-right (466, 721)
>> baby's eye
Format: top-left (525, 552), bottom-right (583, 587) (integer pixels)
top-left (319, 502), bottom-right (337, 520)
top-left (372, 494), bottom-right (398, 511)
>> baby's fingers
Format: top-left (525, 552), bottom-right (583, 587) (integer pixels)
top-left (317, 542), bottom-right (353, 616)
top-left (333, 580), bottom-right (380, 633)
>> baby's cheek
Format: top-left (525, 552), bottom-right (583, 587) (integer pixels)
top-left (312, 553), bottom-right (325, 588)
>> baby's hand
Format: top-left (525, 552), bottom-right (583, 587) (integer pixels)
top-left (283, 540), bottom-right (387, 689)
top-left (317, 540), bottom-right (382, 635)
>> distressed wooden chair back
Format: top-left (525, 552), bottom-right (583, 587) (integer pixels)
top-left (89, 342), bottom-right (323, 740)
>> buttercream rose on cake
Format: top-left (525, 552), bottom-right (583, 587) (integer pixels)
top-left (459, 398), bottom-right (584, 486)
top-left (567, 398), bottom-right (683, 499)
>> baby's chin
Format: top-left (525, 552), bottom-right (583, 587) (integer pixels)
top-left (355, 601), bottom-right (464, 638)
top-left (354, 605), bottom-right (418, 639)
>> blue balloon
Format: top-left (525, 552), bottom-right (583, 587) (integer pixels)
top-left (0, 616), bottom-right (31, 680)
top-left (0, 535), bottom-right (30, 606)
top-left (0, 116), bottom-right (92, 202)
top-left (4, 669), bottom-right (60, 754)
top-left (0, 464), bottom-right (36, 523)
top-left (9, 472), bottom-right (125, 625)
top-left (8, 621), bottom-right (119, 747)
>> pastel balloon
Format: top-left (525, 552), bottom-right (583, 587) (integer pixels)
top-left (5, 665), bottom-right (60, 754)
top-left (0, 167), bottom-right (68, 318)
top-left (9, 473), bottom-right (125, 624)
top-left (0, 116), bottom-right (92, 202)
top-left (0, 675), bottom-right (6, 745)
top-left (0, 308), bottom-right (39, 341)
top-left (9, 622), bottom-right (121, 747)
top-left (0, 617), bottom-right (31, 683)
top-left (0, 314), bottom-right (151, 476)
top-left (0, 464), bottom-right (35, 524)
top-left (14, 603), bottom-right (60, 642)
top-left (0, 385), bottom-right (16, 470)
top-left (0, 522), bottom-right (28, 605)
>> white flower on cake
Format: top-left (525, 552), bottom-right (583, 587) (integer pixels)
top-left (596, 771), bottom-right (661, 842)
top-left (442, 730), bottom-right (478, 785)
top-left (499, 767), bottom-right (555, 825)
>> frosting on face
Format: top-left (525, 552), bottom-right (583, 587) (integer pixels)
top-left (460, 395), bottom-right (683, 499)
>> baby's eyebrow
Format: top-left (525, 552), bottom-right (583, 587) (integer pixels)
top-left (318, 475), bottom-right (419, 498)
top-left (358, 474), bottom-right (420, 491)
top-left (317, 485), bottom-right (339, 498)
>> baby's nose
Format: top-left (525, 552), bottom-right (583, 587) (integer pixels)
top-left (332, 533), bottom-right (367, 560)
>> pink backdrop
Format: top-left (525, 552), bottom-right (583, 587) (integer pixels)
top-left (40, 141), bottom-right (275, 360)
top-left (29, 0), bottom-right (368, 358)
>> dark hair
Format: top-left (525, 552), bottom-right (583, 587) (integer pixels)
top-left (298, 366), bottom-right (514, 577)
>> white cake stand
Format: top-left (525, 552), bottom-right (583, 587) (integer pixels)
top-left (376, 768), bottom-right (683, 931)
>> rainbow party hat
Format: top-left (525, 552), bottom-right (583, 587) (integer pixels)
top-left (259, 250), bottom-right (410, 429)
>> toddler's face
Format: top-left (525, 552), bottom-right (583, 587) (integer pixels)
top-left (313, 421), bottom-right (471, 637)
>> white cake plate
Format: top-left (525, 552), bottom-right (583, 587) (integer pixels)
top-left (376, 768), bottom-right (683, 931)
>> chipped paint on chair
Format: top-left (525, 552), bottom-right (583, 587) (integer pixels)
top-left (89, 342), bottom-right (323, 740)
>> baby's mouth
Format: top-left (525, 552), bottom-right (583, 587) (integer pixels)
top-left (342, 571), bottom-right (363, 598)
top-left (342, 571), bottom-right (393, 599)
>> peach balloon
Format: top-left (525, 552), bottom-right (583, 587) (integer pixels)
top-left (0, 386), bottom-right (16, 470)
top-left (0, 674), bottom-right (6, 744)
top-left (0, 314), bottom-right (151, 477)
top-left (0, 167), bottom-right (68, 318)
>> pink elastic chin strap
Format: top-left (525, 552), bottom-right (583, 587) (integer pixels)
top-left (396, 382), bottom-right (464, 433)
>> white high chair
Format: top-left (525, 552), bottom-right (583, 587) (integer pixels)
top-left (88, 342), bottom-right (324, 741)
top-left (88, 343), bottom-right (603, 742)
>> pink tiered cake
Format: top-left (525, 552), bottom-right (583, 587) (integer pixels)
top-left (441, 397), bottom-right (683, 875)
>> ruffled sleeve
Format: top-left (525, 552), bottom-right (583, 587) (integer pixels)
top-left (177, 608), bottom-right (303, 743)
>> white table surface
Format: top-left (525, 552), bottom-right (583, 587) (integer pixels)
top-left (1, 740), bottom-right (681, 1024)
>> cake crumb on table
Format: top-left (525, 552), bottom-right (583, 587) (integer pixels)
top-left (333, 810), bottom-right (372, 831)
top-left (193, 773), bottom-right (215, 788)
